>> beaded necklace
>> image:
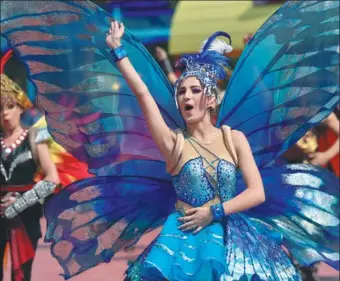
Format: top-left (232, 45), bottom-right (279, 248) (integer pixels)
top-left (1, 129), bottom-right (28, 159)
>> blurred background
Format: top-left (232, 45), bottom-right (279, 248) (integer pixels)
top-left (1, 1), bottom-right (339, 281)
top-left (1, 0), bottom-right (286, 95)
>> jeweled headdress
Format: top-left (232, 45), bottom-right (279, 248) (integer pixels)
top-left (174, 31), bottom-right (233, 97)
top-left (0, 73), bottom-right (33, 109)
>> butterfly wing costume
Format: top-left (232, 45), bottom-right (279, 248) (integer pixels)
top-left (1, 1), bottom-right (339, 280)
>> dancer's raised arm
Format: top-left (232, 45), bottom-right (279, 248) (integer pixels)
top-left (106, 21), bottom-right (176, 160)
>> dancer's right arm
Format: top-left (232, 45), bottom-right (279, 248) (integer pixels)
top-left (106, 21), bottom-right (176, 159)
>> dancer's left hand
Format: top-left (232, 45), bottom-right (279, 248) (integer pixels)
top-left (178, 207), bottom-right (213, 234)
top-left (0, 192), bottom-right (17, 216)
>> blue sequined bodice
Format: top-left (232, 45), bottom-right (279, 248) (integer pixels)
top-left (172, 157), bottom-right (237, 207)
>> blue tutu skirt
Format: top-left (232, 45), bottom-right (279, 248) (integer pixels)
top-left (126, 212), bottom-right (301, 281)
top-left (140, 213), bottom-right (225, 281)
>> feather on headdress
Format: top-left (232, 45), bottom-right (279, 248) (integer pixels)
top-left (174, 31), bottom-right (232, 97)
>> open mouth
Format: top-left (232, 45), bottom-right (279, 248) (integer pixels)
top-left (184, 105), bottom-right (194, 111)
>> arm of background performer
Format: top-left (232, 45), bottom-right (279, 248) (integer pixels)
top-left (155, 46), bottom-right (178, 85)
top-left (36, 142), bottom-right (60, 184)
top-left (309, 112), bottom-right (339, 166)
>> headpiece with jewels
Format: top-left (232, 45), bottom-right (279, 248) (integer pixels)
top-left (0, 73), bottom-right (33, 109)
top-left (174, 31), bottom-right (233, 97)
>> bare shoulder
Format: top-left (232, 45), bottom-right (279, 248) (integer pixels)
top-left (230, 129), bottom-right (247, 146)
top-left (230, 129), bottom-right (245, 139)
top-left (230, 130), bottom-right (253, 157)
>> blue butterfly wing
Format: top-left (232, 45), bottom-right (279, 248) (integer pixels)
top-left (1, 2), bottom-right (182, 277)
top-left (44, 166), bottom-right (175, 279)
top-left (217, 1), bottom-right (339, 168)
top-left (0, 0), bottom-right (184, 176)
top-left (237, 164), bottom-right (339, 269)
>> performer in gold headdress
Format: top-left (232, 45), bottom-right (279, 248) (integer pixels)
top-left (0, 73), bottom-right (60, 281)
top-left (1, 74), bottom-right (33, 110)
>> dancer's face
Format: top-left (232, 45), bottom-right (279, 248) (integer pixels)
top-left (0, 98), bottom-right (23, 131)
top-left (176, 76), bottom-right (215, 124)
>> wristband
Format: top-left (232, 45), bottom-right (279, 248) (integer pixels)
top-left (110, 45), bottom-right (127, 62)
top-left (210, 203), bottom-right (225, 222)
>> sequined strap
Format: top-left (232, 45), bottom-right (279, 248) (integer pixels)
top-left (166, 129), bottom-right (185, 174)
top-left (221, 125), bottom-right (238, 167)
top-left (175, 197), bottom-right (221, 216)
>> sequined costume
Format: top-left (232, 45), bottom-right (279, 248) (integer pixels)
top-left (125, 127), bottom-right (306, 281)
top-left (0, 1), bottom-right (339, 281)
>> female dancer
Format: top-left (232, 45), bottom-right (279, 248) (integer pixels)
top-left (0, 74), bottom-right (60, 281)
top-left (107, 22), bottom-right (268, 280)
top-left (0, 1), bottom-right (338, 280)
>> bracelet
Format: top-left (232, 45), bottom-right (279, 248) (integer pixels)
top-left (210, 203), bottom-right (225, 222)
top-left (110, 45), bottom-right (127, 62)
